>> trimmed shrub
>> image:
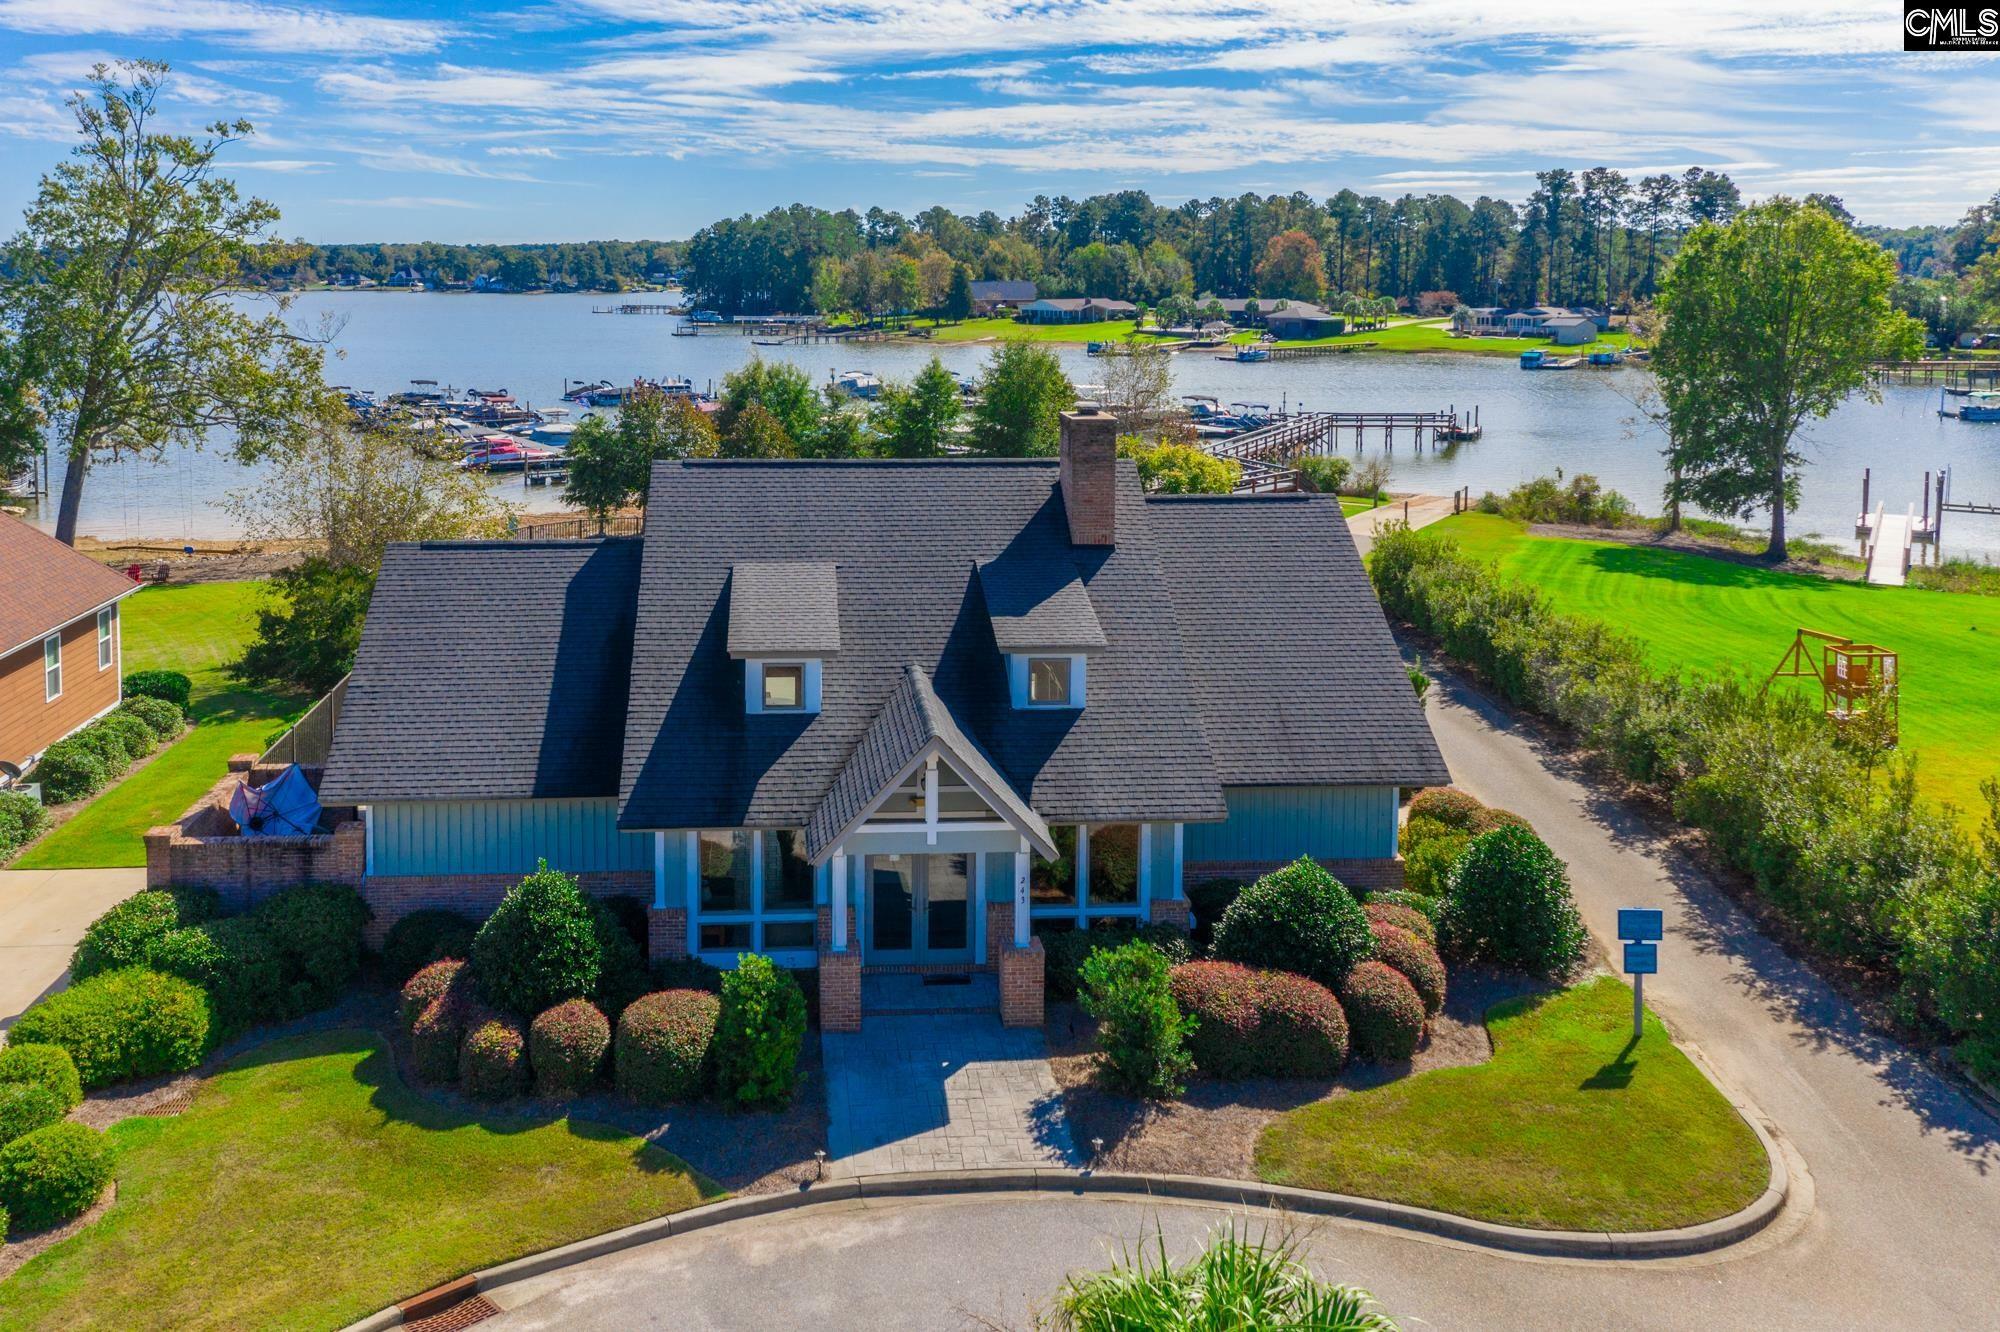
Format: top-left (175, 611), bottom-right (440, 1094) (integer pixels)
top-left (410, 985), bottom-right (471, 1084)
top-left (9, 967), bottom-right (210, 1089)
top-left (123, 669), bottom-right (193, 710)
top-left (1079, 941), bottom-right (1194, 1097)
top-left (0, 790), bottom-right (51, 856)
top-left (1170, 961), bottom-right (1347, 1079)
top-left (1370, 923), bottom-right (1447, 1016)
top-left (1364, 900), bottom-right (1436, 948)
top-left (459, 1009), bottom-right (530, 1099)
top-left (1398, 816), bottom-right (1456, 856)
top-left (146, 916), bottom-right (283, 1041)
top-left (1439, 826), bottom-right (1588, 979)
top-left (0, 1045), bottom-right (82, 1111)
top-left (1404, 832), bottom-right (1472, 900)
top-left (0, 1083), bottom-right (66, 1148)
top-left (1406, 787), bottom-right (1485, 831)
top-left (31, 737), bottom-right (111, 804)
top-left (1044, 922), bottom-right (1190, 1001)
top-left (1340, 961), bottom-right (1426, 1063)
top-left (714, 955), bottom-right (808, 1106)
top-left (73, 721), bottom-right (137, 771)
top-left (650, 956), bottom-right (724, 994)
top-left (1186, 878), bottom-right (1247, 953)
top-left (116, 695), bottom-right (184, 742)
top-left (615, 989), bottom-right (719, 1104)
top-left (248, 882), bottom-right (370, 1016)
top-left (1368, 889), bottom-right (1439, 922)
top-left (590, 898), bottom-right (651, 1020)
top-left (529, 999), bottom-right (611, 1097)
top-left (1211, 858), bottom-right (1374, 991)
top-left (0, 1122), bottom-right (112, 1230)
top-left (381, 909), bottom-right (477, 985)
top-left (98, 712), bottom-right (156, 763)
top-left (1468, 807), bottom-right (1535, 838)
top-left (471, 862), bottom-right (601, 1017)
top-left (400, 959), bottom-right (466, 1033)
top-left (71, 890), bottom-right (180, 982)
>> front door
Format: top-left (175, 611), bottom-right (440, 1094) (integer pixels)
top-left (866, 853), bottom-right (974, 964)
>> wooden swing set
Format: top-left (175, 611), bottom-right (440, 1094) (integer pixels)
top-left (1769, 628), bottom-right (1900, 746)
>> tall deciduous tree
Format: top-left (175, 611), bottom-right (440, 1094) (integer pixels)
top-left (1253, 229), bottom-right (1327, 302)
top-left (0, 60), bottom-right (330, 544)
top-left (1655, 198), bottom-right (1923, 560)
top-left (969, 341), bottom-right (1074, 457)
top-left (872, 356), bottom-right (962, 457)
top-left (563, 390), bottom-right (718, 529)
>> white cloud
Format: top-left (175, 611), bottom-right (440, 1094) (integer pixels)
top-left (328, 194), bottom-right (481, 208)
top-left (0, 0), bottom-right (454, 54)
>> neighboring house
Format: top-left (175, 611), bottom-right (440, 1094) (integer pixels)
top-left (0, 514), bottom-right (141, 782)
top-left (1452, 306), bottom-right (1597, 339)
top-left (969, 280), bottom-right (1037, 314)
top-left (1262, 302), bottom-right (1346, 339)
top-left (1018, 297), bottom-right (1138, 324)
top-left (1543, 314), bottom-right (1600, 345)
top-left (312, 411), bottom-right (1449, 1029)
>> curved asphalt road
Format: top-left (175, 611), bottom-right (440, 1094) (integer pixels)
top-left (485, 672), bottom-right (2000, 1331)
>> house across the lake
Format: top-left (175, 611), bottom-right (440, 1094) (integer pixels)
top-left (1261, 301), bottom-right (1347, 339)
top-left (1452, 305), bottom-right (1605, 339)
top-left (169, 412), bottom-right (1445, 1030)
top-left (1018, 297), bottom-right (1138, 324)
top-left (969, 280), bottom-right (1037, 314)
top-left (0, 514), bottom-right (139, 784)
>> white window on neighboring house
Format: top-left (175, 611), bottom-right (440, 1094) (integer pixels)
top-left (43, 633), bottom-right (61, 701)
top-left (97, 606), bottom-right (115, 671)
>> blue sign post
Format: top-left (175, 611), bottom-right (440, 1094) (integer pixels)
top-left (1618, 910), bottom-right (1664, 1040)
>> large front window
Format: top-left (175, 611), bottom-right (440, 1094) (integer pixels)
top-left (694, 829), bottom-right (818, 956)
top-left (1030, 824), bottom-right (1143, 930)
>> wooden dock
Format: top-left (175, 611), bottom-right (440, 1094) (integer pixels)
top-left (1201, 407), bottom-right (1480, 493)
top-left (1258, 341), bottom-right (1380, 361)
top-left (1869, 359), bottom-right (2000, 387)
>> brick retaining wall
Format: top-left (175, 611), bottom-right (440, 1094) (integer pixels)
top-left (144, 755), bottom-right (364, 912)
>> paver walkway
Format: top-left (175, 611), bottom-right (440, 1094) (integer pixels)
top-left (821, 1011), bottom-right (1081, 1176)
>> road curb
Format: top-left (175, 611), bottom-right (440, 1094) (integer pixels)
top-left (346, 1134), bottom-right (1790, 1330)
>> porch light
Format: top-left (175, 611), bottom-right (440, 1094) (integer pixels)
top-left (814, 1148), bottom-right (827, 1179)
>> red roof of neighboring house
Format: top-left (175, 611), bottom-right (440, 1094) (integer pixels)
top-left (0, 513), bottom-right (140, 658)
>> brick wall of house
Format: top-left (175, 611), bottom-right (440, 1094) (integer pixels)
top-left (359, 870), bottom-right (651, 947)
top-left (647, 908), bottom-right (688, 961)
top-left (996, 937), bottom-right (1045, 1027)
top-left (1184, 857), bottom-right (1405, 895)
top-left (1, 611), bottom-right (123, 772)
top-left (1148, 898), bottom-right (1192, 931)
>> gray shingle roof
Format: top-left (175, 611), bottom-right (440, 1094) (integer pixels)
top-left (619, 458), bottom-right (1228, 832)
top-left (1145, 494), bottom-right (1451, 789)
top-left (976, 558), bottom-right (1107, 653)
top-left (727, 561), bottom-right (841, 657)
top-left (318, 539), bottom-right (641, 803)
top-left (805, 663), bottom-right (1054, 861)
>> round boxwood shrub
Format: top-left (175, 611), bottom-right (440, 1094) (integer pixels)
top-left (459, 1009), bottom-right (530, 1099)
top-left (70, 891), bottom-right (182, 983)
top-left (1467, 807), bottom-right (1535, 838)
top-left (9, 967), bottom-right (210, 1089)
top-left (72, 722), bottom-right (136, 771)
top-left (1403, 833), bottom-right (1472, 900)
top-left (1438, 826), bottom-right (1588, 979)
top-left (0, 1083), bottom-right (67, 1148)
top-left (1170, 961), bottom-right (1348, 1079)
top-left (1211, 858), bottom-right (1374, 992)
top-left (382, 909), bottom-right (477, 985)
top-left (0, 790), bottom-right (52, 856)
top-left (1364, 900), bottom-right (1436, 948)
top-left (0, 1044), bottom-right (82, 1112)
top-left (529, 999), bottom-right (611, 1097)
top-left (1340, 961), bottom-right (1426, 1063)
top-left (1397, 815), bottom-right (1456, 856)
top-left (145, 916), bottom-right (284, 1043)
top-left (116, 695), bottom-right (184, 742)
top-left (98, 712), bottom-right (156, 763)
top-left (29, 738), bottom-right (110, 804)
top-left (715, 955), bottom-right (809, 1107)
top-left (1406, 787), bottom-right (1485, 830)
top-left (248, 882), bottom-right (370, 1017)
top-left (410, 988), bottom-right (470, 1084)
top-left (0, 1122), bottom-right (112, 1230)
top-left (616, 989), bottom-right (719, 1104)
top-left (1370, 923), bottom-right (1447, 1016)
top-left (471, 862), bottom-right (601, 1017)
top-left (400, 958), bottom-right (466, 1032)
top-left (123, 668), bottom-right (193, 710)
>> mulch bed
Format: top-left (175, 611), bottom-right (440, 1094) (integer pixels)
top-left (1046, 967), bottom-right (1545, 1180)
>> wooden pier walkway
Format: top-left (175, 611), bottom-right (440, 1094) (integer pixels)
top-left (1257, 341), bottom-right (1379, 361)
top-left (1200, 407), bottom-right (1480, 495)
top-left (1869, 359), bottom-right (2000, 387)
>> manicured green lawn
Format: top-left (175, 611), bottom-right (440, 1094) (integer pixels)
top-left (1431, 513), bottom-right (2000, 815)
top-left (14, 581), bottom-right (308, 870)
top-left (1255, 978), bottom-right (1768, 1231)
top-left (0, 1030), bottom-right (715, 1331)
top-left (1340, 496), bottom-right (1388, 517)
top-left (1259, 318), bottom-right (1641, 358)
top-left (926, 317), bottom-right (1164, 344)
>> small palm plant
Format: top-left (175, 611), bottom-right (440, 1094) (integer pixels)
top-left (1048, 1223), bottom-right (1399, 1331)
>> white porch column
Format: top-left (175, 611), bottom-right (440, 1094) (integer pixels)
top-left (924, 753), bottom-right (940, 845)
top-left (1013, 835), bottom-right (1031, 947)
top-left (831, 848), bottom-right (849, 952)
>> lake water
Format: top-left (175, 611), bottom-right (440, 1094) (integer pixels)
top-left (23, 292), bottom-right (2000, 562)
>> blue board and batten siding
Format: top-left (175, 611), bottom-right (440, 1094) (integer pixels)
top-left (1182, 786), bottom-right (1398, 863)
top-left (369, 798), bottom-right (652, 877)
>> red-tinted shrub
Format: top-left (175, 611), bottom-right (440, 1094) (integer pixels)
top-left (1364, 901), bottom-right (1435, 948)
top-left (1467, 807), bottom-right (1534, 838)
top-left (410, 972), bottom-right (472, 1084)
top-left (459, 1008), bottom-right (529, 1099)
top-left (529, 999), bottom-right (611, 1097)
top-left (1339, 961), bottom-right (1426, 1063)
top-left (1169, 961), bottom-right (1348, 1079)
top-left (1406, 787), bottom-right (1485, 831)
top-left (400, 958), bottom-right (464, 1033)
top-left (1370, 923), bottom-right (1447, 1016)
top-left (615, 989), bottom-right (719, 1105)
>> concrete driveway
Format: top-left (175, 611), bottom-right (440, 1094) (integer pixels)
top-left (0, 867), bottom-right (145, 1029)
top-left (475, 669), bottom-right (2000, 1329)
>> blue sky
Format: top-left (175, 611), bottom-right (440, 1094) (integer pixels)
top-left (0, 1), bottom-right (1993, 242)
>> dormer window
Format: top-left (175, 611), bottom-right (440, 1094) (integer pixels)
top-left (728, 560), bottom-right (839, 718)
top-left (762, 663), bottom-right (805, 710)
top-left (1028, 657), bottom-right (1071, 705)
top-left (746, 659), bottom-right (821, 714)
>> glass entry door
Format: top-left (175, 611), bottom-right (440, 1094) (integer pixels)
top-left (866, 853), bottom-right (973, 964)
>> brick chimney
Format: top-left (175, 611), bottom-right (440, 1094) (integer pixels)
top-left (1059, 406), bottom-right (1118, 547)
